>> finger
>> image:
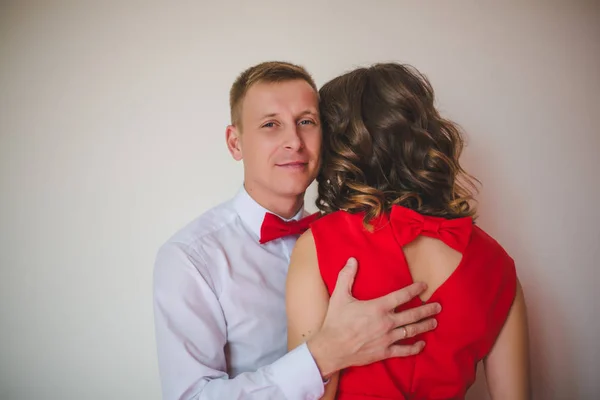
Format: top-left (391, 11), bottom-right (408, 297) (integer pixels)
top-left (391, 303), bottom-right (441, 328)
top-left (384, 341), bottom-right (426, 358)
top-left (378, 282), bottom-right (428, 311)
top-left (390, 318), bottom-right (438, 342)
top-left (331, 257), bottom-right (358, 300)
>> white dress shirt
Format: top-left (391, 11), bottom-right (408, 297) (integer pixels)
top-left (153, 186), bottom-right (325, 400)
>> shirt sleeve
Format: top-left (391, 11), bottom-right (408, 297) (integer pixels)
top-left (152, 241), bottom-right (325, 400)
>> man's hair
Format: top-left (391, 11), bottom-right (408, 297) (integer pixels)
top-left (229, 61), bottom-right (318, 129)
top-left (316, 62), bottom-right (480, 225)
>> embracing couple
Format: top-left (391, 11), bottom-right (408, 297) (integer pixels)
top-left (153, 60), bottom-right (530, 400)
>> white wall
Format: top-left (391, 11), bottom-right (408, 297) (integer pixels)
top-left (1, 1), bottom-right (598, 399)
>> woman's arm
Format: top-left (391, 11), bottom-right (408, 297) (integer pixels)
top-left (286, 229), bottom-right (339, 400)
top-left (484, 279), bottom-right (531, 400)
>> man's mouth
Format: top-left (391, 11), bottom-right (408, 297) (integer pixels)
top-left (276, 161), bottom-right (308, 169)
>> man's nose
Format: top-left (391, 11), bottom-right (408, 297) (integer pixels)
top-left (283, 125), bottom-right (304, 151)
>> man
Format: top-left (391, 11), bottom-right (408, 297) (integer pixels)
top-left (153, 61), bottom-right (441, 400)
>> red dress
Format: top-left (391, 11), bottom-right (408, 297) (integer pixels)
top-left (310, 205), bottom-right (517, 400)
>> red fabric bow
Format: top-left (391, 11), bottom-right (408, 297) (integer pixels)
top-left (390, 206), bottom-right (473, 252)
top-left (259, 212), bottom-right (320, 244)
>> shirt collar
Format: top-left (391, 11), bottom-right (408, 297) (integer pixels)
top-left (232, 185), bottom-right (307, 241)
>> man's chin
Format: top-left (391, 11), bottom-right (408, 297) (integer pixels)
top-left (274, 182), bottom-right (310, 198)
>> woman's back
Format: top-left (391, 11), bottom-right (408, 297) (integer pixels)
top-left (286, 61), bottom-right (530, 400)
top-left (310, 206), bottom-right (516, 399)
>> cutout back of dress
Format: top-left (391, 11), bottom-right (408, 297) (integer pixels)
top-left (310, 208), bottom-right (517, 399)
top-left (403, 236), bottom-right (463, 304)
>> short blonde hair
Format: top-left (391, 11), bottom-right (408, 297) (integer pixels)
top-left (229, 61), bottom-right (318, 129)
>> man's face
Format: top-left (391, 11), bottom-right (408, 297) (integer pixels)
top-left (227, 79), bottom-right (322, 202)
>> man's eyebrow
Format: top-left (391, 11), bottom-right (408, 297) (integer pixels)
top-left (258, 110), bottom-right (318, 120)
top-left (297, 109), bottom-right (318, 117)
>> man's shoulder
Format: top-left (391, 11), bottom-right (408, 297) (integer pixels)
top-left (153, 199), bottom-right (241, 297)
top-left (158, 198), bottom-right (240, 258)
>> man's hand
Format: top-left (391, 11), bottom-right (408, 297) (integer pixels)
top-left (307, 257), bottom-right (441, 378)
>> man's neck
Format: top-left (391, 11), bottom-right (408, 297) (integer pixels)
top-left (244, 184), bottom-right (304, 219)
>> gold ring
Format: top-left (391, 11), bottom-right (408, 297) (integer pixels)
top-left (399, 326), bottom-right (407, 339)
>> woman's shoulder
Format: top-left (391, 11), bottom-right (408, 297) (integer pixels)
top-left (470, 224), bottom-right (516, 269)
top-left (310, 209), bottom-right (366, 229)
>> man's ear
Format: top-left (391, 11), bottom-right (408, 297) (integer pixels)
top-left (226, 125), bottom-right (243, 161)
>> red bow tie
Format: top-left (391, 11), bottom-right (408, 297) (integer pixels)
top-left (259, 212), bottom-right (320, 244)
top-left (390, 206), bottom-right (473, 252)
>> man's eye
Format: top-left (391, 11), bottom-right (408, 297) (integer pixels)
top-left (299, 120), bottom-right (315, 125)
top-left (262, 122), bottom-right (275, 128)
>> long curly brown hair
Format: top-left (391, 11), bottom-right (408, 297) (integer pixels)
top-left (316, 63), bottom-right (479, 226)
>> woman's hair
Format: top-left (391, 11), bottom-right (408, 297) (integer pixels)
top-left (316, 63), bottom-right (479, 226)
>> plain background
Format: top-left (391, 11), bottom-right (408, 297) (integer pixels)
top-left (1, 1), bottom-right (598, 399)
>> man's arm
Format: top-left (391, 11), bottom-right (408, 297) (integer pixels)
top-left (153, 241), bottom-right (325, 400)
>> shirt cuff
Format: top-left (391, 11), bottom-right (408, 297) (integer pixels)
top-left (269, 342), bottom-right (325, 400)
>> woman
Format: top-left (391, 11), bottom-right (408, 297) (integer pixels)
top-left (286, 63), bottom-right (530, 399)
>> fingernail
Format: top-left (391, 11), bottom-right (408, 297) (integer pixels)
top-left (432, 319), bottom-right (438, 328)
top-left (346, 257), bottom-right (357, 268)
top-left (435, 304), bottom-right (442, 313)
